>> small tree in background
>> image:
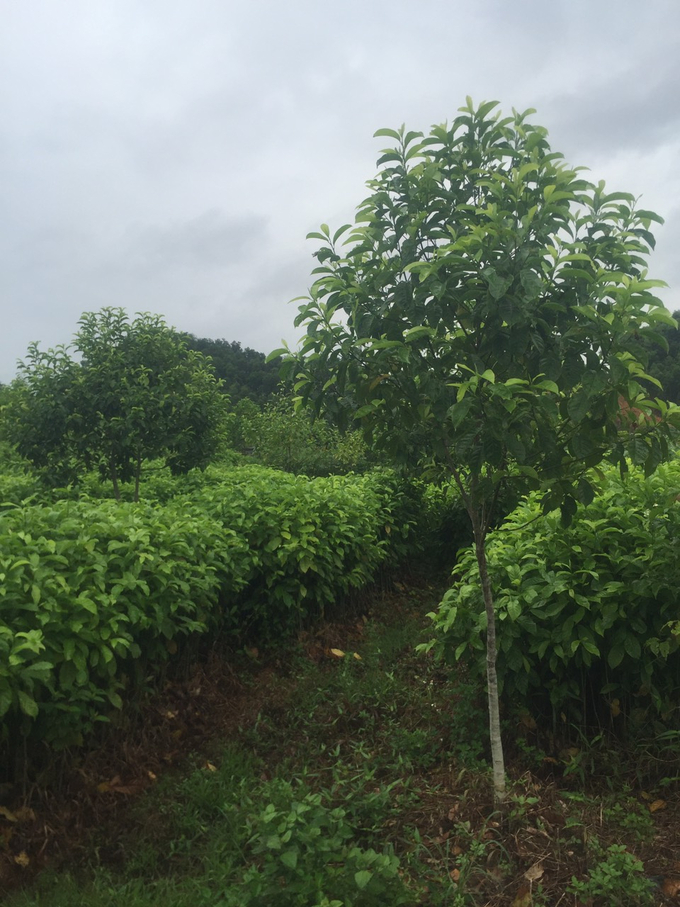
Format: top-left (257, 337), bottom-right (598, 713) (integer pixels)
top-left (8, 308), bottom-right (227, 500)
top-left (279, 99), bottom-right (677, 801)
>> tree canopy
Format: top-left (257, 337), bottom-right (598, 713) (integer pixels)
top-left (7, 308), bottom-right (227, 500)
top-left (281, 98), bottom-right (677, 800)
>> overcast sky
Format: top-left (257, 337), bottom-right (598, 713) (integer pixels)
top-left (2, 0), bottom-right (679, 383)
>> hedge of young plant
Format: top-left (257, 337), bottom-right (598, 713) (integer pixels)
top-left (428, 459), bottom-right (680, 728)
top-left (0, 466), bottom-right (425, 753)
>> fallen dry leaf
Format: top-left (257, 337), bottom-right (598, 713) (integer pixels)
top-left (205, 762), bottom-right (218, 772)
top-left (524, 862), bottom-right (544, 883)
top-left (449, 868), bottom-right (460, 882)
top-left (649, 799), bottom-right (666, 813)
top-left (662, 877), bottom-right (680, 897)
top-left (0, 806), bottom-right (17, 823)
top-left (329, 648), bottom-right (345, 658)
top-left (352, 652), bottom-right (362, 661)
top-left (97, 776), bottom-right (139, 796)
top-left (97, 775), bottom-right (121, 793)
top-left (14, 851), bottom-right (30, 868)
top-left (510, 883), bottom-right (532, 907)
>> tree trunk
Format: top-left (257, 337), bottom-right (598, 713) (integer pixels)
top-left (473, 521), bottom-right (506, 803)
top-left (110, 459), bottom-right (121, 502)
top-left (134, 453), bottom-right (142, 503)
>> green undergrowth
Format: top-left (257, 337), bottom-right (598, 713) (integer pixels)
top-left (427, 460), bottom-right (680, 731)
top-left (5, 582), bottom-right (676, 907)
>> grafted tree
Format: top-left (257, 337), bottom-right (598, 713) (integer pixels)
top-left (279, 99), bottom-right (677, 801)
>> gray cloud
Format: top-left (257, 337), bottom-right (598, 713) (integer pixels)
top-left (119, 211), bottom-right (268, 273)
top-left (546, 64), bottom-right (680, 157)
top-left (2, 0), bottom-right (679, 382)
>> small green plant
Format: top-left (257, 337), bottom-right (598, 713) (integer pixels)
top-left (406, 819), bottom-right (513, 907)
top-left (567, 842), bottom-right (654, 906)
top-left (220, 780), bottom-right (411, 906)
top-left (602, 800), bottom-right (655, 844)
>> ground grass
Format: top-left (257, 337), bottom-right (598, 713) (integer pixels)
top-left (2, 577), bottom-right (679, 905)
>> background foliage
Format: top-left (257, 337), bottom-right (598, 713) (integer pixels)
top-left (6, 309), bottom-right (227, 499)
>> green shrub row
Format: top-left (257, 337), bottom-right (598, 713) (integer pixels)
top-left (193, 467), bottom-right (423, 634)
top-left (428, 460), bottom-right (680, 727)
top-left (0, 467), bottom-right (425, 752)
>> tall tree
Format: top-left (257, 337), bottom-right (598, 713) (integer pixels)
top-left (7, 308), bottom-right (227, 500)
top-left (279, 99), bottom-right (677, 801)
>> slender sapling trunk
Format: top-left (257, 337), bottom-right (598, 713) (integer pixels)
top-left (473, 520), bottom-right (506, 803)
top-left (134, 452), bottom-right (142, 503)
top-left (110, 459), bottom-right (121, 502)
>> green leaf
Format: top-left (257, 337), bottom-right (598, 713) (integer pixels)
top-left (483, 268), bottom-right (512, 300)
top-left (448, 397), bottom-right (473, 428)
top-left (520, 269), bottom-right (543, 299)
top-left (403, 325), bottom-right (434, 342)
top-left (17, 690), bottom-right (39, 718)
top-left (506, 436), bottom-right (526, 462)
top-left (644, 441), bottom-right (662, 478)
top-left (608, 645), bottom-right (625, 669)
top-left (373, 127), bottom-right (402, 140)
top-left (355, 870), bottom-right (373, 890)
top-left (332, 224), bottom-right (352, 244)
top-left (560, 495), bottom-right (577, 528)
top-left (628, 435), bottom-right (648, 466)
top-left (107, 690), bottom-right (123, 709)
top-left (567, 391), bottom-right (590, 423)
top-left (624, 635), bottom-right (641, 659)
top-left (280, 849), bottom-right (299, 869)
top-left (576, 478), bottom-right (595, 505)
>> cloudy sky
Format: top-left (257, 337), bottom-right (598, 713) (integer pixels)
top-left (2, 0), bottom-right (679, 383)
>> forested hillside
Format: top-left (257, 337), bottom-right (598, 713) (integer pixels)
top-left (640, 309), bottom-right (680, 403)
top-left (183, 335), bottom-right (281, 404)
